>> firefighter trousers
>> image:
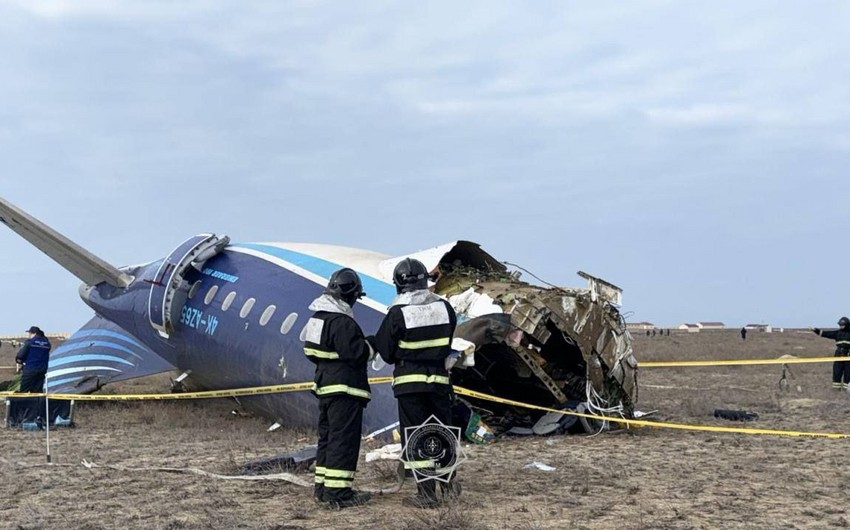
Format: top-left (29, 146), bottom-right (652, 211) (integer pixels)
top-left (315, 395), bottom-right (365, 501)
top-left (833, 351), bottom-right (850, 387)
top-left (398, 391), bottom-right (455, 498)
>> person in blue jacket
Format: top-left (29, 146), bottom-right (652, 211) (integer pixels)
top-left (15, 326), bottom-right (51, 393)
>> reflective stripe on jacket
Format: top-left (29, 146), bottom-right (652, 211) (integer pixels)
top-left (373, 291), bottom-right (457, 396)
top-left (302, 310), bottom-right (371, 402)
top-left (819, 329), bottom-right (850, 355)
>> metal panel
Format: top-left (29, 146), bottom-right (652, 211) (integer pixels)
top-left (148, 234), bottom-right (230, 337)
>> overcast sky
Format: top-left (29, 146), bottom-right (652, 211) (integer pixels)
top-left (1, 1), bottom-right (849, 334)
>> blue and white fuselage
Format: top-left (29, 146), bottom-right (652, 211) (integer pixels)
top-left (1, 195), bottom-right (639, 436)
top-left (64, 240), bottom-right (407, 433)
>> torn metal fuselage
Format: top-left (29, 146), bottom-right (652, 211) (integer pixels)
top-left (432, 252), bottom-right (638, 431)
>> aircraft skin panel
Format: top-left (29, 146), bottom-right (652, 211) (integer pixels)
top-left (256, 242), bottom-right (391, 281)
top-left (50, 354), bottom-right (136, 368)
top-left (65, 329), bottom-right (150, 353)
top-left (378, 240), bottom-right (461, 279)
top-left (164, 247), bottom-right (397, 431)
top-left (230, 243), bottom-right (396, 310)
top-left (46, 315), bottom-right (176, 393)
top-left (256, 240), bottom-right (505, 285)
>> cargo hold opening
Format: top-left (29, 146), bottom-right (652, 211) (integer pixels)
top-left (451, 320), bottom-right (587, 396)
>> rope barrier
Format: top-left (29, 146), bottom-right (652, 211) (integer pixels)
top-left (3, 374), bottom-right (848, 439)
top-left (639, 356), bottom-right (850, 368)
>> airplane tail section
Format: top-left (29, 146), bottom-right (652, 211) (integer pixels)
top-left (0, 195), bottom-right (132, 288)
top-left (46, 315), bottom-right (176, 393)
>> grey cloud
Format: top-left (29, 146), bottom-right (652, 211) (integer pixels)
top-left (1, 1), bottom-right (849, 331)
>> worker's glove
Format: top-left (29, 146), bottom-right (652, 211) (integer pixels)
top-left (365, 337), bottom-right (386, 371)
top-left (449, 338), bottom-right (476, 368)
top-left (371, 357), bottom-right (386, 371)
top-left (445, 352), bottom-right (460, 371)
top-left (15, 362), bottom-right (22, 374)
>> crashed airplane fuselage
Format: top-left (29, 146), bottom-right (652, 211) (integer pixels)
top-left (433, 246), bottom-right (637, 432)
top-left (0, 196), bottom-right (637, 435)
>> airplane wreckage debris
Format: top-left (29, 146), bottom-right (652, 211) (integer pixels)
top-left (0, 199), bottom-right (637, 441)
top-left (427, 243), bottom-right (638, 440)
top-left (244, 250), bottom-right (639, 475)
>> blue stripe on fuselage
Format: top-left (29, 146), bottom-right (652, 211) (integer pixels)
top-left (50, 354), bottom-right (135, 368)
top-left (52, 340), bottom-right (145, 361)
top-left (232, 243), bottom-right (397, 306)
top-left (46, 376), bottom-right (83, 389)
top-left (65, 329), bottom-right (148, 351)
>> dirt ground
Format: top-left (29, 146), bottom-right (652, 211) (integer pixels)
top-left (2, 330), bottom-right (850, 530)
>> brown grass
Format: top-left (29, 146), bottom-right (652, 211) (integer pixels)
top-left (2, 331), bottom-right (850, 529)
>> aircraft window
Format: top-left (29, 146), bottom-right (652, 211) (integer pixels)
top-left (240, 298), bottom-right (256, 318)
top-left (222, 291), bottom-right (237, 311)
top-left (188, 280), bottom-right (202, 300)
top-left (260, 305), bottom-right (277, 326)
top-left (281, 313), bottom-right (298, 334)
top-left (204, 285), bottom-right (219, 305)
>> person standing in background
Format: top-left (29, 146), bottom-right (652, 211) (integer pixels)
top-left (812, 317), bottom-right (850, 390)
top-left (15, 326), bottom-right (51, 392)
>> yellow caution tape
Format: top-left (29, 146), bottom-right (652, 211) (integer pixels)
top-left (640, 356), bottom-right (850, 368)
top-left (2, 374), bottom-right (848, 439)
top-left (452, 386), bottom-right (850, 439)
top-left (0, 377), bottom-right (395, 401)
top-left (0, 382), bottom-right (313, 401)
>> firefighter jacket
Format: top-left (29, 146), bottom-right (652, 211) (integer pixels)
top-left (15, 335), bottom-right (51, 373)
top-left (373, 289), bottom-right (457, 396)
top-left (302, 294), bottom-right (372, 402)
top-left (818, 328), bottom-right (850, 355)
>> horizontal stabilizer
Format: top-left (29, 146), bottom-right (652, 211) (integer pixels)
top-left (46, 315), bottom-right (176, 393)
top-left (0, 196), bottom-right (132, 288)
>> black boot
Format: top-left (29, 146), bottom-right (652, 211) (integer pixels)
top-left (314, 484), bottom-right (325, 504)
top-left (403, 481), bottom-right (440, 509)
top-left (324, 488), bottom-right (371, 509)
top-left (439, 478), bottom-right (462, 500)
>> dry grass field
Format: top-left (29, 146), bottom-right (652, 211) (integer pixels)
top-left (2, 330), bottom-right (849, 530)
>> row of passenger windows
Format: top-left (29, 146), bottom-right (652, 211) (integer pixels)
top-left (189, 280), bottom-right (298, 334)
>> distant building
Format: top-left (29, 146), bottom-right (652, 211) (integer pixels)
top-left (696, 322), bottom-right (725, 330)
top-left (678, 323), bottom-right (700, 333)
top-left (745, 324), bottom-right (773, 333)
top-left (626, 322), bottom-right (656, 331)
top-left (0, 332), bottom-right (70, 343)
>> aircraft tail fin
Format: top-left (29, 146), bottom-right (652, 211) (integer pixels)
top-left (47, 315), bottom-right (176, 393)
top-left (0, 195), bottom-right (132, 288)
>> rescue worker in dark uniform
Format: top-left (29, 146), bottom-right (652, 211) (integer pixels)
top-left (372, 258), bottom-right (460, 508)
top-left (302, 268), bottom-right (373, 508)
top-left (813, 316), bottom-right (850, 390)
top-left (15, 326), bottom-right (51, 393)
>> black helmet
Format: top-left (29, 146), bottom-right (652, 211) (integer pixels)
top-left (839, 317), bottom-right (850, 329)
top-left (393, 258), bottom-right (430, 294)
top-left (324, 268), bottom-right (365, 307)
